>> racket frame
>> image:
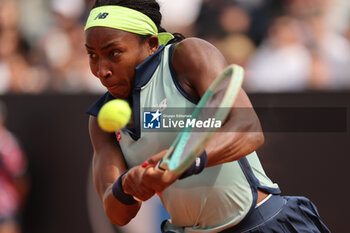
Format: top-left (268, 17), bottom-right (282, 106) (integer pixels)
top-left (159, 64), bottom-right (244, 174)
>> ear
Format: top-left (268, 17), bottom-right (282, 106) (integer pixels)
top-left (147, 35), bottom-right (159, 54)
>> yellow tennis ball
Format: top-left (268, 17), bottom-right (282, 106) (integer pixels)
top-left (97, 99), bottom-right (132, 132)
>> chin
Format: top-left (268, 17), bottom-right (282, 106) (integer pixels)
top-left (106, 82), bottom-right (133, 99)
top-left (112, 93), bottom-right (129, 99)
top-left (108, 88), bottom-right (130, 99)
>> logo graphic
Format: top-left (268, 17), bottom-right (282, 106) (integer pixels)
top-left (143, 110), bottom-right (161, 129)
top-left (152, 98), bottom-right (167, 111)
top-left (95, 12), bottom-right (109, 20)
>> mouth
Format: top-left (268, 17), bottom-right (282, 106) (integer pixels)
top-left (105, 83), bottom-right (131, 98)
top-left (103, 81), bottom-right (126, 89)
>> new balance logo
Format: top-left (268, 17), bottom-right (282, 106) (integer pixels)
top-left (94, 12), bottom-right (109, 20)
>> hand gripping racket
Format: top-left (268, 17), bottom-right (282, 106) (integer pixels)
top-left (158, 64), bottom-right (244, 174)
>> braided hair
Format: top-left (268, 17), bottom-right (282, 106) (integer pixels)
top-left (92, 0), bottom-right (185, 44)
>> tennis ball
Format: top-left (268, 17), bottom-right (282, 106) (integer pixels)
top-left (97, 99), bottom-right (132, 132)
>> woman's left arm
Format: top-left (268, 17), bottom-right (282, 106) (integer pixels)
top-left (171, 38), bottom-right (264, 166)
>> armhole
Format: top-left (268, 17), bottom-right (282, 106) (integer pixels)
top-left (238, 157), bottom-right (281, 215)
top-left (168, 43), bottom-right (199, 105)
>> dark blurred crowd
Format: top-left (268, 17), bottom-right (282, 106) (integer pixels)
top-left (0, 0), bottom-right (104, 94)
top-left (1, 0), bottom-right (350, 94)
top-left (0, 100), bottom-right (29, 233)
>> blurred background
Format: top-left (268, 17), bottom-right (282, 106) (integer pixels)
top-left (2, 0), bottom-right (350, 94)
top-left (0, 0), bottom-right (349, 232)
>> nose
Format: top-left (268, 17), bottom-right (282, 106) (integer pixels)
top-left (97, 61), bottom-right (112, 79)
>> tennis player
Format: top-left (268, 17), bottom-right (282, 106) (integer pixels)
top-left (85, 0), bottom-right (330, 232)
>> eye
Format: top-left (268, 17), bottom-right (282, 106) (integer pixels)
top-left (87, 51), bottom-right (97, 59)
top-left (110, 50), bottom-right (121, 57)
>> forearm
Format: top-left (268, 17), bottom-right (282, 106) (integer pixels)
top-left (206, 131), bottom-right (264, 166)
top-left (102, 184), bottom-right (141, 226)
top-left (92, 152), bottom-right (142, 226)
top-left (89, 116), bottom-right (142, 226)
top-left (205, 108), bottom-right (264, 167)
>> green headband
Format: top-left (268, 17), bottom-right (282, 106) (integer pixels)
top-left (85, 6), bottom-right (174, 45)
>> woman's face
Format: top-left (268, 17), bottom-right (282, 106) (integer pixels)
top-left (85, 27), bottom-right (156, 98)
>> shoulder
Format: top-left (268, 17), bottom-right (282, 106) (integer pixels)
top-left (173, 37), bottom-right (216, 54)
top-left (171, 38), bottom-right (226, 71)
top-left (87, 92), bottom-right (115, 117)
top-left (170, 38), bottom-right (228, 96)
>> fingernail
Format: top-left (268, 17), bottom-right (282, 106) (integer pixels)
top-left (141, 161), bottom-right (148, 168)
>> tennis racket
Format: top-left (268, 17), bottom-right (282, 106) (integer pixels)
top-left (158, 64), bottom-right (244, 174)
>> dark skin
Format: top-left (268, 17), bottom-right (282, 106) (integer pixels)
top-left (85, 27), bottom-right (158, 98)
top-left (86, 27), bottom-right (265, 226)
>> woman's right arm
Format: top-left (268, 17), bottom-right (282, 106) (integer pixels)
top-left (88, 116), bottom-right (141, 226)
